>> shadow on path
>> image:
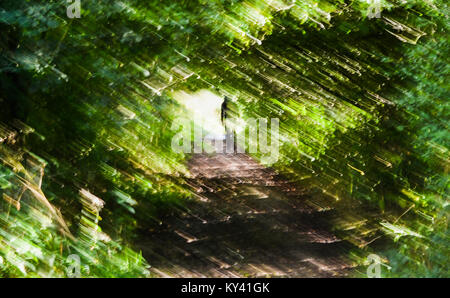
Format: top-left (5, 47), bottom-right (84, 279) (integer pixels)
top-left (138, 142), bottom-right (355, 277)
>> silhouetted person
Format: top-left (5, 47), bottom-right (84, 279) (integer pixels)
top-left (221, 96), bottom-right (235, 153)
top-left (221, 96), bottom-right (229, 126)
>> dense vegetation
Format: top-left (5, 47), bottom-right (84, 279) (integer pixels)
top-left (0, 0), bottom-right (448, 277)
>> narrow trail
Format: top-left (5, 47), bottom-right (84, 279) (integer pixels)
top-left (138, 141), bottom-right (356, 277)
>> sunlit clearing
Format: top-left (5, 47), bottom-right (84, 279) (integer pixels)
top-left (172, 89), bottom-right (225, 137)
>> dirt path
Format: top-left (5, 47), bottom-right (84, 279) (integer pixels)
top-left (138, 142), bottom-right (355, 277)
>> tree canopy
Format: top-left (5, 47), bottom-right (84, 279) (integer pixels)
top-left (0, 0), bottom-right (448, 277)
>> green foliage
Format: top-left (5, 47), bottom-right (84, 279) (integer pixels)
top-left (0, 0), bottom-right (448, 277)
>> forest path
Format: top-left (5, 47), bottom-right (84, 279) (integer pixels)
top-left (138, 141), bottom-right (355, 277)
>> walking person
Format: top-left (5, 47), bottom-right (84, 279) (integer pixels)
top-left (221, 96), bottom-right (235, 153)
top-left (221, 96), bottom-right (229, 129)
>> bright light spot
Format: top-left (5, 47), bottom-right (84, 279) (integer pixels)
top-left (172, 89), bottom-right (226, 137)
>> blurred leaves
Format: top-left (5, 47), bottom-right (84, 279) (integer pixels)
top-left (0, 0), bottom-right (448, 277)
